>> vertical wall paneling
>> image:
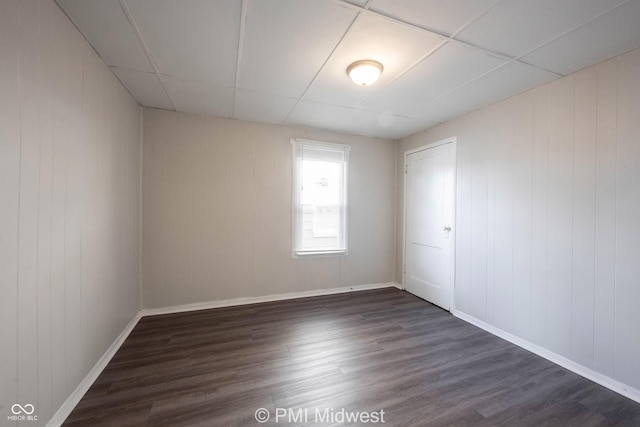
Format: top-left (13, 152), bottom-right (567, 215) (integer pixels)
top-left (492, 98), bottom-right (515, 332)
top-left (485, 111), bottom-right (497, 325)
top-left (1, 1), bottom-right (142, 424)
top-left (614, 49), bottom-right (640, 390)
top-left (398, 46), bottom-right (640, 395)
top-left (455, 116), bottom-right (473, 313)
top-left (61, 8), bottom-right (85, 395)
top-left (36, 0), bottom-right (54, 416)
top-left (80, 43), bottom-right (96, 380)
top-left (593, 58), bottom-right (617, 378)
top-left (50, 5), bottom-right (70, 407)
top-left (468, 110), bottom-right (490, 321)
top-left (337, 136), bottom-right (395, 287)
top-left (530, 85), bottom-right (550, 347)
top-left (17, 0), bottom-right (41, 408)
top-left (512, 92), bottom-right (534, 340)
top-left (143, 109), bottom-right (396, 308)
top-left (545, 76), bottom-right (574, 357)
top-left (571, 67), bottom-right (597, 368)
top-left (0, 0), bottom-right (21, 416)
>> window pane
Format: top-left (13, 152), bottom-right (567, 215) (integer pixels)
top-left (292, 139), bottom-right (349, 256)
top-left (301, 160), bottom-right (341, 205)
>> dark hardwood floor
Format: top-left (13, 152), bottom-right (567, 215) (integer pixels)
top-left (63, 288), bottom-right (640, 426)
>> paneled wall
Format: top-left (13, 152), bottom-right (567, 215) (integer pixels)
top-left (143, 109), bottom-right (396, 308)
top-left (0, 0), bottom-right (142, 424)
top-left (397, 48), bottom-right (640, 392)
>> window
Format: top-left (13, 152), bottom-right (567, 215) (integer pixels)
top-left (292, 138), bottom-right (349, 257)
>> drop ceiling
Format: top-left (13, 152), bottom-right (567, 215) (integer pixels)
top-left (56, 0), bottom-right (640, 139)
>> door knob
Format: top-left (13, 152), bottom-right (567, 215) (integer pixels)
top-left (444, 225), bottom-right (451, 232)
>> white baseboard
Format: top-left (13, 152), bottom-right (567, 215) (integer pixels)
top-left (142, 282), bottom-right (401, 317)
top-left (46, 312), bottom-right (143, 427)
top-left (452, 309), bottom-right (640, 404)
top-left (46, 282), bottom-right (403, 425)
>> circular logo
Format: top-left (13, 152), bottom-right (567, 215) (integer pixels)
top-left (11, 404), bottom-right (35, 415)
top-left (254, 408), bottom-right (270, 423)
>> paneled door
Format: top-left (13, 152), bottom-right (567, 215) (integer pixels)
top-left (404, 139), bottom-right (456, 310)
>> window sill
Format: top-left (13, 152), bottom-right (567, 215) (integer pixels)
top-left (293, 250), bottom-right (348, 259)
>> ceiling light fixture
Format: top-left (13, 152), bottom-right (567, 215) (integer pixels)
top-left (347, 60), bottom-right (383, 86)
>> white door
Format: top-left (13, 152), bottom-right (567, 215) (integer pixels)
top-left (404, 140), bottom-right (455, 310)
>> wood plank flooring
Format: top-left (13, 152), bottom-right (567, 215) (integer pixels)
top-left (63, 288), bottom-right (640, 426)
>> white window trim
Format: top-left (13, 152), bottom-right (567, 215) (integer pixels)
top-left (291, 138), bottom-right (350, 259)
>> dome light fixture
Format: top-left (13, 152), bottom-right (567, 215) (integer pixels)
top-left (347, 60), bottom-right (383, 86)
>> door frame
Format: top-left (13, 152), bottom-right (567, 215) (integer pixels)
top-left (402, 136), bottom-right (457, 311)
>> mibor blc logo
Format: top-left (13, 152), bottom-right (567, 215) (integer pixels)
top-left (8, 404), bottom-right (38, 422)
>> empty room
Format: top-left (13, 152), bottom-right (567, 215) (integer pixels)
top-left (2, 0), bottom-right (640, 425)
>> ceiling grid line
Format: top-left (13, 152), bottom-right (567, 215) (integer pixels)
top-left (447, 0), bottom-right (503, 39)
top-left (333, 0), bottom-right (562, 77)
top-left (513, 0), bottom-right (632, 68)
top-left (331, 0), bottom-right (513, 58)
top-left (344, 39), bottom-right (447, 113)
top-left (344, 0), bottom-right (506, 118)
top-left (329, 39), bottom-right (449, 126)
top-left (286, 0), bottom-right (450, 134)
top-left (56, 0), bottom-right (640, 139)
top-left (53, 0), bottom-right (142, 106)
top-left (416, 62), bottom-right (515, 110)
top-left (231, 0), bottom-right (248, 119)
top-left (306, 0), bottom-right (509, 135)
top-left (118, 0), bottom-right (176, 110)
top-left (281, 3), bottom-right (368, 126)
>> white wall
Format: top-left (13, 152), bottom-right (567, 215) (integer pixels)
top-left (397, 48), bottom-right (640, 393)
top-left (0, 0), bottom-right (142, 424)
top-left (143, 109), bottom-right (396, 308)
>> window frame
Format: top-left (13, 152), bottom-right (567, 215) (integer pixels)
top-left (291, 138), bottom-right (350, 258)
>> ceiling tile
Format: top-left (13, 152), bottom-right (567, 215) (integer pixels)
top-left (233, 89), bottom-right (298, 125)
top-left (125, 0), bottom-right (241, 86)
top-left (285, 100), bottom-right (353, 130)
top-left (237, 0), bottom-right (358, 98)
top-left (522, 1), bottom-right (640, 75)
top-left (457, 0), bottom-right (627, 58)
top-left (161, 76), bottom-right (234, 118)
top-left (330, 109), bottom-right (437, 139)
top-left (57, 0), bottom-right (152, 72)
top-left (417, 61), bottom-right (557, 123)
top-left (56, 0), bottom-right (639, 139)
top-left (304, 13), bottom-right (444, 107)
top-left (111, 67), bottom-right (173, 109)
top-left (370, 0), bottom-right (496, 37)
top-left (362, 42), bottom-right (506, 116)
